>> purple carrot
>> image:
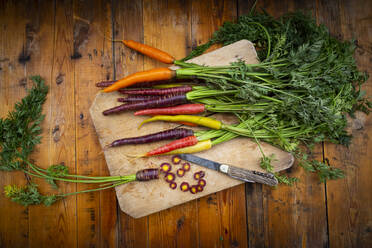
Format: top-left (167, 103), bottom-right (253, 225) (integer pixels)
top-left (102, 94), bottom-right (188, 115)
top-left (136, 168), bottom-right (159, 181)
top-left (108, 128), bottom-right (194, 147)
top-left (117, 95), bottom-right (161, 102)
top-left (118, 86), bottom-right (193, 95)
top-left (96, 80), bottom-right (116, 88)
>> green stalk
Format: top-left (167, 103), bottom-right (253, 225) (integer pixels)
top-left (23, 169), bottom-right (126, 184)
top-left (186, 89), bottom-right (239, 100)
top-left (24, 160), bottom-right (132, 184)
top-left (248, 21), bottom-right (272, 59)
top-left (177, 68), bottom-right (305, 102)
top-left (28, 165), bottom-right (120, 180)
top-left (59, 179), bottom-right (135, 198)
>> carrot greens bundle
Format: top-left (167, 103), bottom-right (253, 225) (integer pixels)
top-left (0, 77), bottom-right (160, 206)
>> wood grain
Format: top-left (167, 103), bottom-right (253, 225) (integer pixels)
top-left (0, 0), bottom-right (372, 247)
top-left (189, 2), bottom-right (249, 247)
top-left (242, 1), bottom-right (329, 247)
top-left (27, 0), bottom-right (78, 247)
top-left (112, 1), bottom-right (148, 248)
top-left (142, 1), bottom-right (198, 247)
top-left (324, 0), bottom-right (372, 246)
top-left (0, 1), bottom-right (30, 247)
top-left (73, 0), bottom-right (117, 247)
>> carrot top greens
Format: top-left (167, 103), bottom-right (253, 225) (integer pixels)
top-left (0, 77), bottom-right (150, 206)
top-left (0, 76), bottom-right (48, 171)
top-left (176, 10), bottom-right (370, 182)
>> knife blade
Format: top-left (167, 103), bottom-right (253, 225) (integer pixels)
top-left (178, 154), bottom-right (278, 186)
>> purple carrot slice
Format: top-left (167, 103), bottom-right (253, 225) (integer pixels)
top-left (160, 163), bottom-right (172, 173)
top-left (194, 171), bottom-right (205, 180)
top-left (172, 155), bottom-right (182, 165)
top-left (164, 172), bottom-right (176, 183)
top-left (198, 179), bottom-right (206, 187)
top-left (169, 182), bottom-right (177, 190)
top-left (190, 185), bottom-right (198, 194)
top-left (182, 162), bottom-right (191, 171)
top-left (180, 182), bottom-right (190, 192)
top-left (176, 168), bottom-right (185, 177)
top-left (196, 185), bottom-right (203, 192)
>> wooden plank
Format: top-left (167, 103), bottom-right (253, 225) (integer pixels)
top-left (96, 2), bottom-right (118, 246)
top-left (190, 1), bottom-right (250, 247)
top-left (140, 0), bottom-right (198, 247)
top-left (73, 0), bottom-right (117, 247)
top-left (240, 1), bottom-right (329, 247)
top-left (325, 0), bottom-right (372, 246)
top-left (112, 1), bottom-right (148, 247)
top-left (0, 1), bottom-right (30, 247)
top-left (25, 0), bottom-right (78, 247)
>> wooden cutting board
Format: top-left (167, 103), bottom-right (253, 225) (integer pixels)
top-left (90, 40), bottom-right (294, 218)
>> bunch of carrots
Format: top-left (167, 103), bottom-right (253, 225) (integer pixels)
top-left (97, 39), bottom-right (309, 158)
top-left (97, 12), bottom-right (371, 187)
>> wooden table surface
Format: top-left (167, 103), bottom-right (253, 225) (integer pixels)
top-left (0, 0), bottom-right (371, 247)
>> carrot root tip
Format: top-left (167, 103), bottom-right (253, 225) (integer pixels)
top-left (103, 144), bottom-right (112, 150)
top-left (125, 153), bottom-right (147, 158)
top-left (138, 119), bottom-right (151, 129)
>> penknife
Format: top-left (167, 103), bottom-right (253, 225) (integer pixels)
top-left (178, 154), bottom-right (278, 186)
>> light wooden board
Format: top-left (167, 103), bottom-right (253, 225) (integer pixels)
top-left (90, 40), bottom-right (294, 218)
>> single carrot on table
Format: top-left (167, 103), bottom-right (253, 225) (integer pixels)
top-left (114, 39), bottom-right (175, 64)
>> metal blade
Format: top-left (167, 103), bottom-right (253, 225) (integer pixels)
top-left (178, 154), bottom-right (277, 185)
top-left (178, 154), bottom-right (220, 171)
top-left (178, 154), bottom-right (256, 183)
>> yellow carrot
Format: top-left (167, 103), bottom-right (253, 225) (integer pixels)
top-left (139, 115), bottom-right (222, 130)
top-left (164, 140), bottom-right (212, 155)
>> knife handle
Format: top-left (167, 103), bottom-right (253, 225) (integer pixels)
top-left (225, 165), bottom-right (278, 186)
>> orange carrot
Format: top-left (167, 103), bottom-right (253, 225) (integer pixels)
top-left (121, 40), bottom-right (175, 64)
top-left (103, 68), bottom-right (175, 93)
